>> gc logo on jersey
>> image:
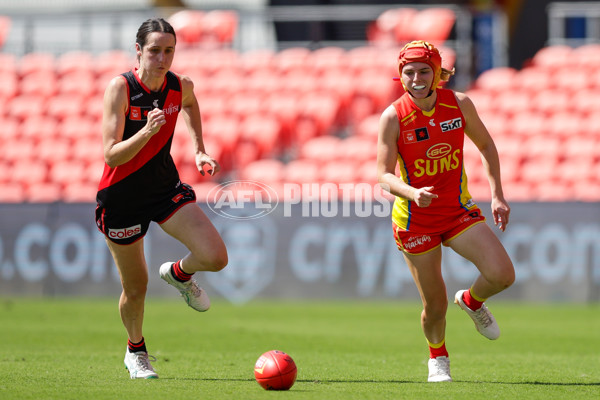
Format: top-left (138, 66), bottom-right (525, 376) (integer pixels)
top-left (440, 118), bottom-right (462, 132)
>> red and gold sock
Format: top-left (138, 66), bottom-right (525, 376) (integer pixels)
top-left (128, 337), bottom-right (147, 353)
top-left (428, 339), bottom-right (449, 359)
top-left (171, 260), bottom-right (193, 283)
top-left (463, 287), bottom-right (486, 311)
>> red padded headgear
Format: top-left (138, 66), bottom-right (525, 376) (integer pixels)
top-left (397, 40), bottom-right (443, 93)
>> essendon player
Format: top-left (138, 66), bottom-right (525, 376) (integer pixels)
top-left (94, 18), bottom-right (228, 379)
top-left (376, 41), bottom-right (515, 382)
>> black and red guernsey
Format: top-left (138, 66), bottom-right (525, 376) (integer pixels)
top-left (96, 69), bottom-right (183, 210)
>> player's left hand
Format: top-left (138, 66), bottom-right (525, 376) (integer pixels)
top-left (195, 152), bottom-right (220, 176)
top-left (491, 197), bottom-right (510, 232)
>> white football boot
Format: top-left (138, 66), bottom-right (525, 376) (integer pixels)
top-left (428, 356), bottom-right (452, 382)
top-left (454, 290), bottom-right (500, 340)
top-left (124, 350), bottom-right (158, 379)
top-left (159, 262), bottom-right (210, 312)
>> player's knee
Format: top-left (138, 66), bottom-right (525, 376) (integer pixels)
top-left (122, 281), bottom-right (148, 301)
top-left (424, 299), bottom-right (448, 321)
top-left (492, 261), bottom-right (515, 290)
top-left (205, 249), bottom-right (228, 272)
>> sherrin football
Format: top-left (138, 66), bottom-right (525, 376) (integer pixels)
top-left (254, 350), bottom-right (297, 390)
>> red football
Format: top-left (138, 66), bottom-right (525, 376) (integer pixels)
top-left (254, 350), bottom-right (297, 390)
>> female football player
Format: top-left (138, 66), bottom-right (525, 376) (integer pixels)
top-left (95, 18), bottom-right (228, 379)
top-left (376, 40), bottom-right (515, 382)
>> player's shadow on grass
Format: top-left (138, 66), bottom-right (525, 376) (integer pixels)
top-left (165, 378), bottom-right (600, 387)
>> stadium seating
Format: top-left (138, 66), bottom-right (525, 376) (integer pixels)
top-left (1, 37), bottom-right (599, 203)
top-left (367, 7), bottom-right (456, 46)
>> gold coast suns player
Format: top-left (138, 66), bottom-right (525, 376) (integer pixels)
top-left (377, 41), bottom-right (515, 382)
top-left (95, 18), bottom-right (228, 379)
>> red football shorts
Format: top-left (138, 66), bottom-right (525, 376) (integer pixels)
top-left (392, 207), bottom-right (486, 255)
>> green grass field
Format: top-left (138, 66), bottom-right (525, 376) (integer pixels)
top-left (0, 298), bottom-right (598, 400)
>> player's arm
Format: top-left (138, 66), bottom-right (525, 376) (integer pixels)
top-left (102, 76), bottom-right (164, 167)
top-left (456, 91), bottom-right (510, 230)
top-left (179, 74), bottom-right (220, 176)
top-left (377, 105), bottom-right (437, 207)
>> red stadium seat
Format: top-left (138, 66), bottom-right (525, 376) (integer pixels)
top-left (342, 136), bottom-right (378, 163)
top-left (262, 92), bottom-right (302, 146)
top-left (280, 68), bottom-right (320, 96)
top-left (309, 46), bottom-right (347, 75)
top-left (18, 52), bottom-right (56, 77)
top-left (283, 159), bottom-right (321, 184)
top-left (55, 51), bottom-right (95, 77)
top-left (274, 47), bottom-right (311, 75)
top-left (531, 45), bottom-right (573, 69)
top-left (62, 182), bottom-right (99, 203)
top-left (412, 8), bottom-right (456, 44)
top-left (515, 66), bottom-right (555, 92)
top-left (227, 92), bottom-right (266, 119)
top-left (208, 68), bottom-right (245, 97)
top-left (387, 8), bottom-right (419, 43)
top-left (318, 68), bottom-right (356, 113)
top-left (546, 111), bottom-right (584, 139)
top-left (240, 49), bottom-right (276, 75)
top-left (37, 137), bottom-right (73, 164)
top-left (0, 160), bottom-right (10, 184)
top-left (0, 72), bottom-right (18, 102)
top-left (572, 43), bottom-right (600, 71)
top-left (509, 111), bottom-right (549, 138)
top-left (49, 159), bottom-right (87, 187)
top-left (354, 113), bottom-right (380, 139)
top-left (20, 115), bottom-right (59, 141)
top-left (244, 69), bottom-right (283, 97)
top-left (8, 95), bottom-right (48, 121)
top-left (465, 89), bottom-right (493, 115)
top-left (473, 67), bottom-right (518, 94)
top-left (202, 114), bottom-right (241, 154)
top-left (495, 90), bottom-right (534, 117)
top-left (3, 138), bottom-right (36, 163)
top-left (322, 160), bottom-right (357, 184)
top-left (93, 50), bottom-right (135, 77)
top-left (0, 183), bottom-right (25, 202)
top-left (0, 53), bottom-right (17, 75)
top-left (19, 71), bottom-right (58, 98)
top-left (47, 94), bottom-right (86, 121)
top-left (298, 92), bottom-right (341, 137)
top-left (25, 182), bottom-right (63, 203)
top-left (0, 117), bottom-right (18, 142)
top-left (0, 15), bottom-right (11, 49)
top-left (202, 10), bottom-right (238, 45)
top-left (239, 158), bottom-right (286, 184)
top-left (298, 135), bottom-right (343, 162)
top-left (502, 182), bottom-right (534, 202)
top-left (72, 137), bottom-right (103, 167)
top-left (59, 115), bottom-right (99, 141)
top-left (58, 71), bottom-right (97, 97)
top-left (240, 115), bottom-right (282, 157)
top-left (11, 159), bottom-right (48, 186)
top-left (168, 10), bottom-right (205, 44)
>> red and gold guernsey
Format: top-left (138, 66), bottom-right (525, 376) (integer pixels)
top-left (96, 69), bottom-right (182, 210)
top-left (391, 88), bottom-right (478, 233)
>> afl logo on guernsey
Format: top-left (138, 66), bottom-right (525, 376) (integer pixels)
top-left (426, 143), bottom-right (452, 159)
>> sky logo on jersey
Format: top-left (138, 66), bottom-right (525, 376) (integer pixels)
top-left (403, 127), bottom-right (430, 144)
top-left (440, 117), bottom-right (462, 132)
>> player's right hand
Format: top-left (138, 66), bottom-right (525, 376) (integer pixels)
top-left (146, 108), bottom-right (166, 135)
top-left (412, 186), bottom-right (438, 207)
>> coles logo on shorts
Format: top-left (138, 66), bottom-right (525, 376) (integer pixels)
top-left (108, 225), bottom-right (142, 240)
